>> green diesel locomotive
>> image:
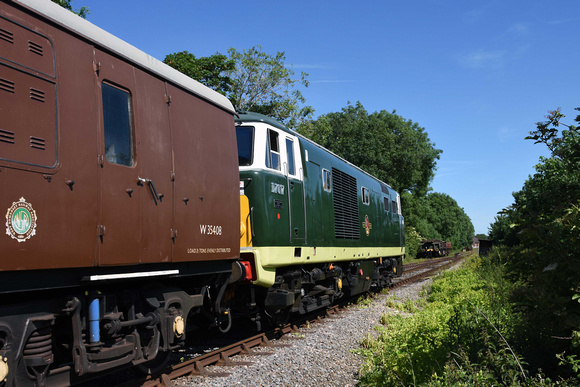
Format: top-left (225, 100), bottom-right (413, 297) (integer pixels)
top-left (236, 113), bottom-right (405, 325)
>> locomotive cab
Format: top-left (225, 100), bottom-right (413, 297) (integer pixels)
top-left (236, 115), bottom-right (306, 250)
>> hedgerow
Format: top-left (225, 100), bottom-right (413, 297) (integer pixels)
top-left (357, 255), bottom-right (526, 386)
top-left (357, 253), bottom-right (580, 386)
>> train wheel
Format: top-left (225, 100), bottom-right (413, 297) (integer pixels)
top-left (133, 350), bottom-right (172, 376)
top-left (268, 307), bottom-right (291, 327)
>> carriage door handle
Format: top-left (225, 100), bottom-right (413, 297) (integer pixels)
top-left (138, 177), bottom-right (161, 204)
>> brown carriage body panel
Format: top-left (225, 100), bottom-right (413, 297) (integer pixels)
top-left (0, 1), bottom-right (237, 271)
top-left (0, 3), bottom-right (98, 270)
top-left (168, 83), bottom-right (239, 262)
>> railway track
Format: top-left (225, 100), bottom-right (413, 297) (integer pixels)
top-left (108, 253), bottom-right (466, 387)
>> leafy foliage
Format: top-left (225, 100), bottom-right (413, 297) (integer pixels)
top-left (357, 255), bottom-right (527, 386)
top-left (405, 225), bottom-right (423, 259)
top-left (165, 46), bottom-right (313, 129)
top-left (227, 46), bottom-right (314, 128)
top-left (297, 102), bottom-right (441, 196)
top-left (163, 51), bottom-right (235, 95)
top-left (403, 192), bottom-right (474, 251)
top-left (51, 0), bottom-right (89, 18)
top-left (488, 106), bottom-right (580, 376)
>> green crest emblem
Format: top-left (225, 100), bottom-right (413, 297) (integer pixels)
top-left (5, 197), bottom-right (37, 242)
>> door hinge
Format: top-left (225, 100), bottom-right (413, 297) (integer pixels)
top-left (98, 155), bottom-right (104, 167)
top-left (93, 61), bottom-right (101, 75)
top-left (97, 225), bottom-right (105, 236)
top-left (165, 94), bottom-right (172, 105)
top-left (170, 229), bottom-right (177, 239)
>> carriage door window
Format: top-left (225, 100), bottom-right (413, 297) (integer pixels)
top-left (286, 138), bottom-right (295, 175)
top-left (266, 129), bottom-right (280, 170)
top-left (102, 83), bottom-right (134, 166)
top-left (384, 197), bottom-right (390, 212)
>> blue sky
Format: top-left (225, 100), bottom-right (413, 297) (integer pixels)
top-left (80, 0), bottom-right (579, 235)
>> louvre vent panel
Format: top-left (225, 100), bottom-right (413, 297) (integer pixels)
top-left (30, 136), bottom-right (46, 150)
top-left (28, 40), bottom-right (43, 56)
top-left (332, 168), bottom-right (360, 240)
top-left (381, 184), bottom-right (390, 195)
top-left (0, 28), bottom-right (14, 44)
top-left (0, 78), bottom-right (15, 93)
top-left (0, 129), bottom-right (15, 144)
top-left (29, 87), bottom-right (45, 102)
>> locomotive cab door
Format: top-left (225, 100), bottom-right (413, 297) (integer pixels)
top-left (283, 136), bottom-right (305, 243)
top-left (95, 50), bottom-right (173, 265)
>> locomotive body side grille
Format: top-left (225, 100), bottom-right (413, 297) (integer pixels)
top-left (332, 168), bottom-right (360, 240)
top-left (381, 184), bottom-right (389, 195)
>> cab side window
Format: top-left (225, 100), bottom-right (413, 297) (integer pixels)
top-left (322, 169), bottom-right (331, 192)
top-left (362, 187), bottom-right (370, 205)
top-left (266, 129), bottom-right (280, 170)
top-left (286, 138), bottom-right (295, 175)
top-left (102, 83), bottom-right (134, 166)
top-left (236, 126), bottom-right (254, 166)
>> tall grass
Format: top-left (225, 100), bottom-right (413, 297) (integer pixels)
top-left (355, 253), bottom-right (579, 386)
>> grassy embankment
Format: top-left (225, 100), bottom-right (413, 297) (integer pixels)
top-left (356, 250), bottom-right (580, 386)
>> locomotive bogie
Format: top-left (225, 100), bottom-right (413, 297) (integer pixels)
top-left (0, 268), bottom-right (232, 385)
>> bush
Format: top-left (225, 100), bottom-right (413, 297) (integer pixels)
top-left (357, 254), bottom-right (526, 386)
top-left (405, 226), bottom-right (422, 260)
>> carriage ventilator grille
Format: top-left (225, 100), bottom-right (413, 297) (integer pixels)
top-left (332, 168), bottom-right (360, 240)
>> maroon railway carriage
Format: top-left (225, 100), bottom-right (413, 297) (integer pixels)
top-left (0, 0), bottom-right (241, 384)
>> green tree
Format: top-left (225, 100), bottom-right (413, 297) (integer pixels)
top-left (489, 106), bottom-right (580, 375)
top-left (488, 207), bottom-right (519, 246)
top-left (51, 0), bottom-right (89, 18)
top-left (427, 192), bottom-right (474, 248)
top-left (404, 192), bottom-right (474, 249)
top-left (227, 46), bottom-right (314, 129)
top-left (401, 193), bottom-right (439, 239)
top-left (297, 102), bottom-right (441, 196)
top-left (163, 51), bottom-right (235, 96)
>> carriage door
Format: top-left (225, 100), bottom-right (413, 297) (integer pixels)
top-left (95, 50), bottom-right (172, 265)
top-left (285, 136), bottom-right (305, 243)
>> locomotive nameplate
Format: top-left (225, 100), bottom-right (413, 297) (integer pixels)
top-left (5, 197), bottom-right (37, 242)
